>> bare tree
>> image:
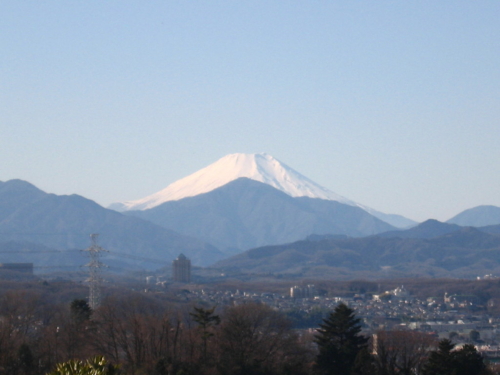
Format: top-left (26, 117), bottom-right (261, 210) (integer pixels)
top-left (217, 302), bottom-right (311, 375)
top-left (373, 330), bottom-right (436, 375)
top-left (0, 291), bottom-right (43, 374)
top-left (91, 293), bottom-right (179, 374)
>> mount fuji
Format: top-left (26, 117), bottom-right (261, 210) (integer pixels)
top-left (110, 153), bottom-right (414, 228)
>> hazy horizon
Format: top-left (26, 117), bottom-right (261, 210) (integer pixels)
top-left (2, 2), bottom-right (499, 222)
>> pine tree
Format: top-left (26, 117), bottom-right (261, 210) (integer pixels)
top-left (190, 306), bottom-right (220, 362)
top-left (17, 343), bottom-right (34, 375)
top-left (70, 299), bottom-right (92, 324)
top-left (452, 344), bottom-right (488, 375)
top-left (423, 339), bottom-right (488, 375)
top-left (314, 303), bottom-right (369, 375)
top-left (351, 347), bottom-right (375, 375)
top-left (422, 339), bottom-right (455, 375)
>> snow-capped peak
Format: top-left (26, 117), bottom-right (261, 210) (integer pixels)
top-left (110, 153), bottom-right (356, 211)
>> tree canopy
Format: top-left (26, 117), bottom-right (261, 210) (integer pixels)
top-left (314, 303), bottom-right (369, 375)
top-left (423, 339), bottom-right (488, 375)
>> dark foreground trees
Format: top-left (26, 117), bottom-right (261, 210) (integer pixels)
top-left (422, 339), bottom-right (489, 375)
top-left (190, 306), bottom-right (220, 363)
top-left (1, 282), bottom-right (497, 375)
top-left (218, 302), bottom-right (312, 375)
top-left (314, 303), bottom-right (369, 375)
top-left (91, 297), bottom-right (313, 375)
top-left (373, 330), bottom-right (435, 375)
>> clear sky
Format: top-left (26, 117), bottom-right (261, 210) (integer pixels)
top-left (1, 1), bottom-right (499, 222)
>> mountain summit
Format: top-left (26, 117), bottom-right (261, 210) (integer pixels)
top-left (110, 153), bottom-right (355, 211)
top-left (110, 153), bottom-right (415, 228)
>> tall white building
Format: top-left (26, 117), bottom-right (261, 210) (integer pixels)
top-left (290, 284), bottom-right (316, 298)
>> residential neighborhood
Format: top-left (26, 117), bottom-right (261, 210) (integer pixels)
top-left (154, 282), bottom-right (500, 361)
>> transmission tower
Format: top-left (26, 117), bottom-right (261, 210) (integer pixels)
top-left (83, 234), bottom-right (107, 310)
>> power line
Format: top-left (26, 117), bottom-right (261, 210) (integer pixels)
top-left (34, 265), bottom-right (83, 269)
top-left (0, 232), bottom-right (90, 236)
top-left (107, 251), bottom-right (168, 264)
top-left (0, 247), bottom-right (168, 265)
top-left (0, 250), bottom-right (66, 254)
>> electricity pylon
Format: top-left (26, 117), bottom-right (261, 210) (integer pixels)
top-left (83, 234), bottom-right (107, 310)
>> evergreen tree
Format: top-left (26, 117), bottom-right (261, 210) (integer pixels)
top-left (422, 339), bottom-right (455, 375)
top-left (190, 306), bottom-right (220, 362)
top-left (70, 299), bottom-right (92, 324)
top-left (314, 303), bottom-right (369, 375)
top-left (351, 347), bottom-right (375, 375)
top-left (469, 330), bottom-right (481, 342)
top-left (423, 339), bottom-right (489, 375)
top-left (452, 344), bottom-right (488, 375)
top-left (17, 343), bottom-right (34, 375)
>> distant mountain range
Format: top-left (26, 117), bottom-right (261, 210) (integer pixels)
top-left (214, 220), bottom-right (500, 279)
top-left (447, 205), bottom-right (500, 227)
top-left (0, 180), bottom-right (223, 270)
top-left (2, 153), bottom-right (500, 277)
top-left (125, 178), bottom-right (395, 253)
top-left (376, 219), bottom-right (462, 239)
top-left (111, 153), bottom-right (416, 228)
top-left (112, 153), bottom-right (423, 253)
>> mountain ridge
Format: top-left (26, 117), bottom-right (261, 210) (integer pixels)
top-left (125, 177), bottom-right (396, 253)
top-left (447, 205), bottom-right (500, 227)
top-left (110, 153), bottom-right (355, 210)
top-left (214, 225), bottom-right (500, 279)
top-left (0, 179), bottom-right (224, 268)
top-left (110, 153), bottom-right (416, 228)
top-left (376, 219), bottom-right (462, 239)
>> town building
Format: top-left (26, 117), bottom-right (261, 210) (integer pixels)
top-left (290, 284), bottom-right (316, 298)
top-left (172, 254), bottom-right (191, 283)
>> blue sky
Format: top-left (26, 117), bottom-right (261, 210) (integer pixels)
top-left (1, 1), bottom-right (499, 222)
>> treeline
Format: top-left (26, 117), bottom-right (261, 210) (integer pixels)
top-left (0, 290), bottom-right (312, 375)
top-left (0, 285), bottom-right (497, 375)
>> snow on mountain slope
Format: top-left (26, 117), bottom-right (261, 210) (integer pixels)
top-left (110, 153), bottom-right (356, 211)
top-left (109, 153), bottom-right (416, 228)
